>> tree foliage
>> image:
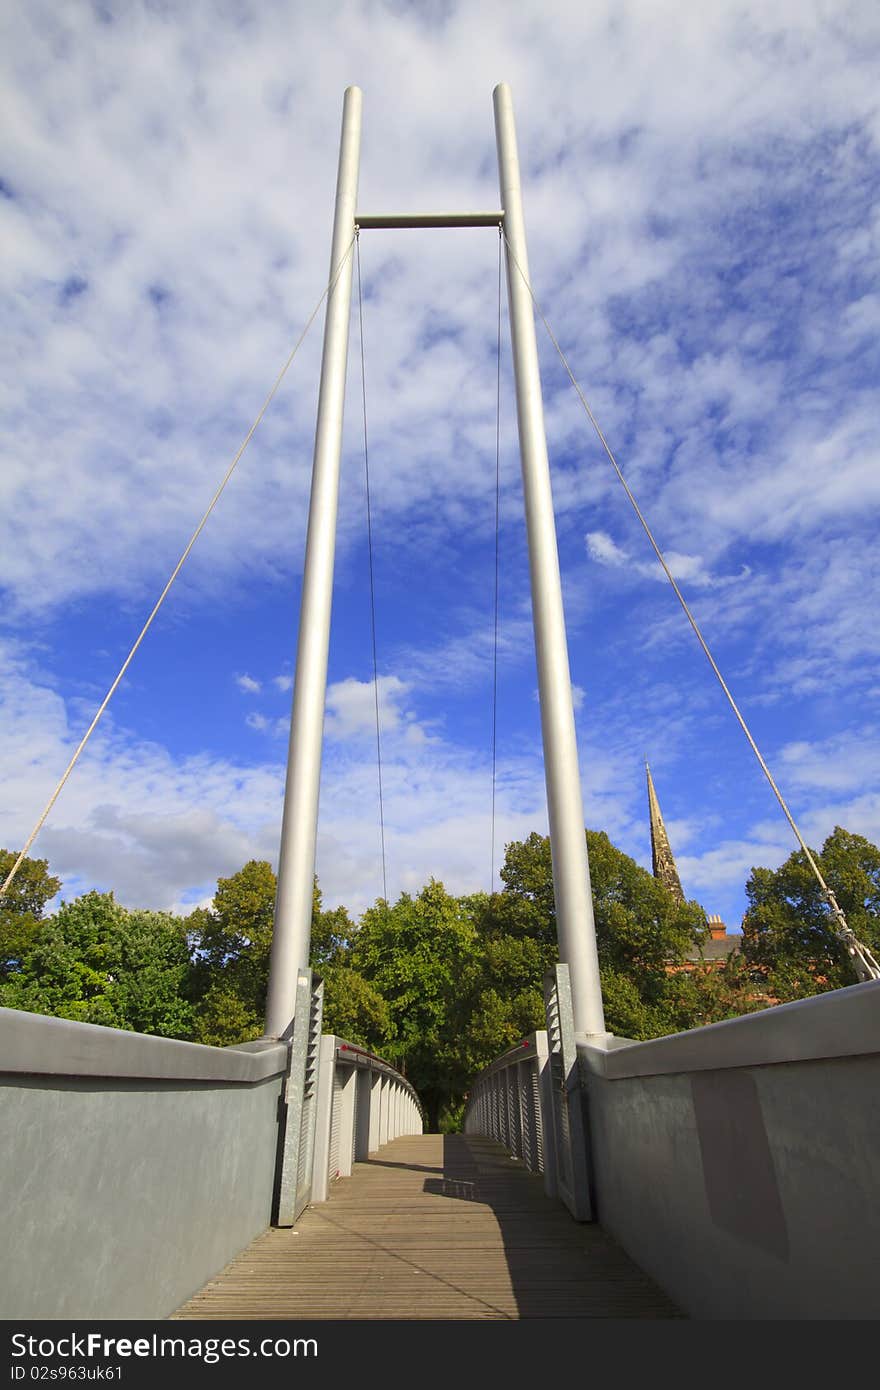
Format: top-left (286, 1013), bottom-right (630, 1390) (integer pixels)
top-left (321, 966), bottom-right (392, 1049)
top-left (311, 884), bottom-right (355, 969)
top-left (0, 849), bottom-right (61, 980)
top-left (187, 859), bottom-right (277, 1043)
top-left (0, 890), bottom-right (194, 1037)
top-left (348, 881), bottom-right (483, 1128)
top-left (741, 826), bottom-right (880, 1000)
top-left (188, 860), bottom-right (363, 1045)
top-left (9, 822), bottom-right (874, 1129)
top-left (448, 894), bottom-right (553, 1078)
top-left (493, 829), bottom-right (717, 1040)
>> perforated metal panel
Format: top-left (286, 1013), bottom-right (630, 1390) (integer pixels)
top-left (531, 1062), bottom-right (544, 1172)
top-left (328, 1068), bottom-right (344, 1183)
top-left (543, 965), bottom-right (591, 1220)
top-left (519, 1060), bottom-right (541, 1172)
top-left (293, 976), bottom-right (324, 1219)
top-left (351, 1077), bottom-right (359, 1165)
top-left (274, 970), bottom-right (325, 1227)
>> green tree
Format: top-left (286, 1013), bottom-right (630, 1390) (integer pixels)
top-left (349, 880), bottom-right (482, 1128)
top-left (310, 882), bottom-right (356, 968)
top-left (450, 894), bottom-right (554, 1080)
top-left (496, 834), bottom-right (559, 947)
top-left (188, 859), bottom-right (277, 1042)
top-left (188, 860), bottom-right (364, 1045)
top-left (191, 980), bottom-right (264, 1048)
top-left (0, 849), bottom-right (61, 980)
top-left (495, 829), bottom-right (713, 1039)
top-left (741, 826), bottom-right (880, 1000)
top-left (655, 954), bottom-right (765, 1032)
top-left (0, 891), bottom-right (194, 1037)
top-left (321, 965), bottom-right (392, 1050)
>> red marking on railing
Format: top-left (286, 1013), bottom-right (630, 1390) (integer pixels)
top-left (338, 1041), bottom-right (395, 1067)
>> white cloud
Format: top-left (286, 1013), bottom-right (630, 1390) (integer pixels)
top-left (0, 645), bottom-right (546, 916)
top-left (585, 529), bottom-right (747, 590)
top-left (778, 730), bottom-right (880, 796)
top-left (0, 643), bottom-right (284, 911)
top-left (236, 673), bottom-right (262, 694)
top-left (586, 531), bottom-right (629, 569)
top-left (2, 630), bottom-right (871, 929)
top-left (324, 675), bottom-right (417, 743)
top-left (678, 833), bottom-right (792, 915)
top-left (2, 0), bottom-right (878, 623)
top-left (3, 1), bottom-right (879, 935)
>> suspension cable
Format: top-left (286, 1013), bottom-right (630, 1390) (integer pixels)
top-left (502, 231), bottom-right (880, 984)
top-left (355, 231), bottom-right (389, 908)
top-left (490, 226), bottom-right (503, 894)
top-left (0, 235), bottom-right (357, 904)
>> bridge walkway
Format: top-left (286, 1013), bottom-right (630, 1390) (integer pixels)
top-left (173, 1132), bottom-right (682, 1320)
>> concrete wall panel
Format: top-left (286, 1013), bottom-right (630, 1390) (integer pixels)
top-left (580, 985), bottom-right (880, 1320)
top-left (1, 1010), bottom-right (286, 1320)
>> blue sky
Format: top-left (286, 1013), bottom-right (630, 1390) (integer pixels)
top-left (2, 0), bottom-right (879, 931)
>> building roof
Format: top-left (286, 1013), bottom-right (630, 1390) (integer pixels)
top-left (685, 934), bottom-right (741, 963)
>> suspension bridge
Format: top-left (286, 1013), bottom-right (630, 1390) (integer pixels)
top-left (2, 86), bottom-right (879, 1324)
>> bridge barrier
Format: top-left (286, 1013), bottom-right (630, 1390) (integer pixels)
top-left (0, 1002), bottom-right (422, 1320)
top-left (466, 977), bottom-right (880, 1320)
top-left (463, 1033), bottom-right (554, 1189)
top-left (464, 965), bottom-right (592, 1219)
top-left (0, 1004), bottom-right (288, 1320)
top-left (579, 978), bottom-right (880, 1320)
top-left (311, 1038), bottom-right (425, 1205)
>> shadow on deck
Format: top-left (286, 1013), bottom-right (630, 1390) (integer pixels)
top-left (173, 1133), bottom-right (682, 1320)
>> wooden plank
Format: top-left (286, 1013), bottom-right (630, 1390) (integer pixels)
top-left (172, 1134), bottom-right (682, 1320)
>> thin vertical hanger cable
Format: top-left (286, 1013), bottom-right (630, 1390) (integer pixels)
top-left (0, 236), bottom-right (357, 903)
top-left (355, 230), bottom-right (389, 909)
top-left (501, 230), bottom-right (879, 984)
top-left (490, 225), bottom-right (503, 894)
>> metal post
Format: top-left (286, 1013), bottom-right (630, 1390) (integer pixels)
top-left (368, 1073), bottom-right (381, 1152)
top-left (337, 1065), bottom-right (357, 1177)
top-left (533, 1029), bottom-right (559, 1199)
top-left (310, 1034), bottom-right (337, 1205)
top-left (355, 1069), bottom-right (372, 1160)
top-left (265, 87), bottom-right (362, 1038)
top-left (493, 83), bottom-right (606, 1037)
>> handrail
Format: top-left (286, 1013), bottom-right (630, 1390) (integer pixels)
top-left (334, 1038), bottom-right (425, 1118)
top-left (463, 1030), bottom-right (555, 1195)
top-left (464, 965), bottom-right (594, 1220)
top-left (308, 1033), bottom-right (425, 1209)
top-left (274, 973), bottom-right (424, 1224)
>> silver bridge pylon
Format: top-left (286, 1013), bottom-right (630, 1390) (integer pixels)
top-left (264, 85), bottom-right (607, 1043)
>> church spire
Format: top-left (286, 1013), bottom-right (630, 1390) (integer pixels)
top-left (646, 761), bottom-right (685, 903)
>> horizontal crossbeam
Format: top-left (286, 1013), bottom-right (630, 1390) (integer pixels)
top-left (355, 211), bottom-right (505, 229)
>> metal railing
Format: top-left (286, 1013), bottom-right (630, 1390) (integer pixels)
top-left (464, 1032), bottom-right (557, 1193)
top-left (463, 964), bottom-right (592, 1218)
top-left (311, 1038), bottom-right (424, 1205)
top-left (274, 970), bottom-right (425, 1224)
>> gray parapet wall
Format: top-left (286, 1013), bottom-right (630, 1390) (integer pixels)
top-left (578, 979), bottom-right (880, 1320)
top-left (0, 1007), bottom-right (289, 1320)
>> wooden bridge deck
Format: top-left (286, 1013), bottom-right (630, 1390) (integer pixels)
top-left (173, 1133), bottom-right (682, 1320)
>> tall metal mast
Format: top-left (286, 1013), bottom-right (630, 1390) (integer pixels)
top-left (265, 85), bottom-right (607, 1039)
top-left (494, 84), bottom-right (606, 1036)
top-left (265, 87), bottom-right (362, 1039)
